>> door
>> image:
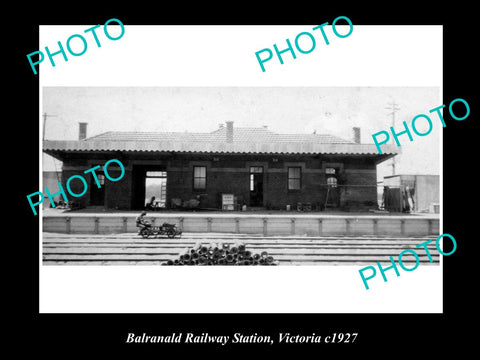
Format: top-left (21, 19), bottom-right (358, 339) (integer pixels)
top-left (145, 171), bottom-right (167, 209)
top-left (131, 165), bottom-right (167, 210)
top-left (324, 167), bottom-right (339, 209)
top-left (90, 173), bottom-right (105, 205)
top-left (249, 166), bottom-right (264, 207)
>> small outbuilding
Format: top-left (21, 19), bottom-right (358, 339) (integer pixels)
top-left (382, 174), bottom-right (439, 213)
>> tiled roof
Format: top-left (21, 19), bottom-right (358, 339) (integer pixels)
top-left (44, 127), bottom-right (400, 156)
top-left (85, 128), bottom-right (354, 144)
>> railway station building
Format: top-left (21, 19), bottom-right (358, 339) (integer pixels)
top-left (43, 121), bottom-right (399, 212)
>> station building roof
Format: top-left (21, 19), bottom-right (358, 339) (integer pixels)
top-left (43, 126), bottom-right (400, 159)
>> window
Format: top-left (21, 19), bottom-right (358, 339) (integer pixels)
top-left (97, 174), bottom-right (105, 186)
top-left (325, 167), bottom-right (336, 175)
top-left (327, 176), bottom-right (337, 188)
top-left (146, 171), bottom-right (167, 177)
top-left (193, 166), bottom-right (206, 190)
top-left (250, 166), bottom-right (263, 173)
top-left (90, 165), bottom-right (106, 185)
top-left (288, 167), bottom-right (301, 190)
top-left (250, 167), bottom-right (263, 191)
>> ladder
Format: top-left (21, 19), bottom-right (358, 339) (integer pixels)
top-left (324, 186), bottom-right (331, 211)
top-left (159, 180), bottom-right (167, 208)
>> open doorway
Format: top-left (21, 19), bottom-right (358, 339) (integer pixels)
top-left (145, 171), bottom-right (167, 209)
top-left (249, 166), bottom-right (264, 207)
top-left (90, 173), bottom-right (105, 206)
top-left (324, 167), bottom-right (339, 209)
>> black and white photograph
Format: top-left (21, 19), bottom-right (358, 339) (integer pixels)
top-left (41, 86), bottom-right (441, 269)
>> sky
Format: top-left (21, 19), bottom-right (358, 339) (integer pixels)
top-left (42, 86), bottom-right (441, 181)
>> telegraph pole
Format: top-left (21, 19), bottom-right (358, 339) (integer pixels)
top-left (42, 112), bottom-right (62, 184)
top-left (42, 112), bottom-right (57, 140)
top-left (385, 101), bottom-right (400, 175)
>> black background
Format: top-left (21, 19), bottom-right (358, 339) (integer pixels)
top-left (14, 2), bottom-right (476, 357)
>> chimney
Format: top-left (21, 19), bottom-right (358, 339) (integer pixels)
top-left (226, 121), bottom-right (234, 143)
top-left (79, 122), bottom-right (88, 140)
top-left (352, 127), bottom-right (361, 144)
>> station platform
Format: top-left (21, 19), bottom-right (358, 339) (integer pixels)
top-left (42, 209), bottom-right (440, 237)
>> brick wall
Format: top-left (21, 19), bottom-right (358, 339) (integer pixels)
top-left (60, 167), bottom-right (90, 209)
top-left (58, 154), bottom-right (379, 211)
top-left (60, 159), bottom-right (132, 210)
top-left (340, 169), bottom-right (378, 210)
top-left (165, 155), bottom-right (378, 211)
top-left (167, 168), bottom-right (251, 208)
top-left (105, 168), bottom-right (132, 210)
top-left (264, 171), bottom-right (328, 210)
